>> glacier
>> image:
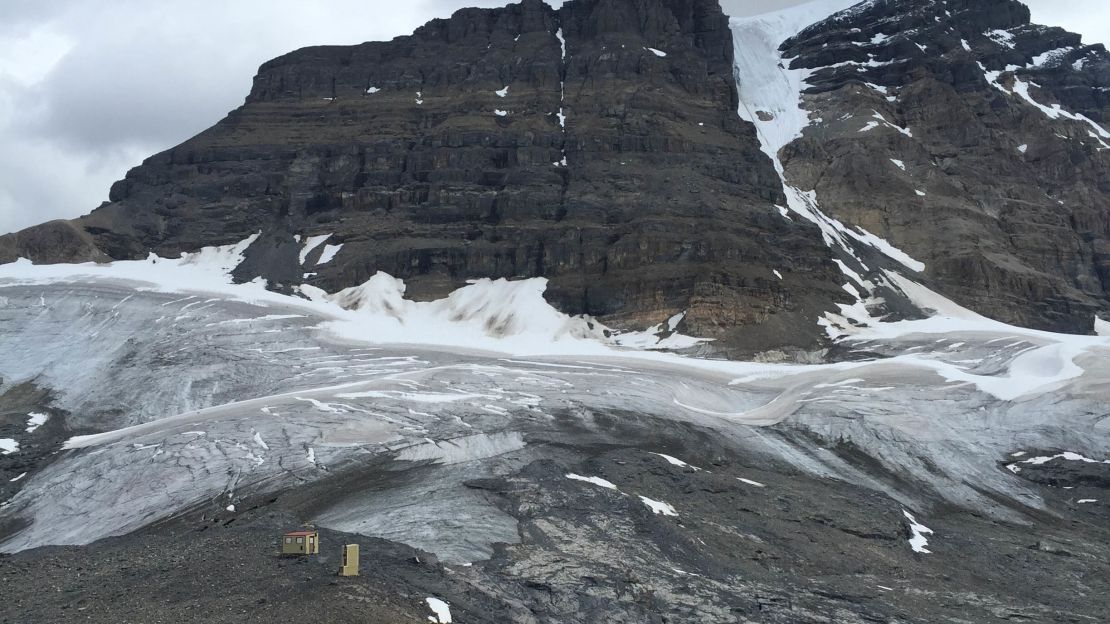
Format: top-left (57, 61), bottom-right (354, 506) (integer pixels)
top-left (1, 231), bottom-right (1107, 557)
top-left (0, 6), bottom-right (1107, 609)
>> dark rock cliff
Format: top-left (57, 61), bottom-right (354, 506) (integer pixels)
top-left (0, 0), bottom-right (849, 356)
top-left (779, 0), bottom-right (1110, 332)
top-left (2, 0), bottom-right (1109, 348)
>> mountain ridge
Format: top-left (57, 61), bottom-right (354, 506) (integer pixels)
top-left (776, 0), bottom-right (1110, 333)
top-left (1, 0), bottom-right (1108, 354)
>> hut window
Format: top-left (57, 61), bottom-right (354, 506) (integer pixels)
top-left (285, 537), bottom-right (292, 543)
top-left (297, 537), bottom-right (304, 544)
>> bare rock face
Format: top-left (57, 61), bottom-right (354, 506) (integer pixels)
top-left (1, 0), bottom-right (1109, 350)
top-left (779, 0), bottom-right (1110, 333)
top-left (0, 0), bottom-right (849, 357)
top-left (0, 221), bottom-right (107, 265)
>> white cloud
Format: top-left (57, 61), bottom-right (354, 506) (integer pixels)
top-left (1025, 0), bottom-right (1110, 50)
top-left (0, 0), bottom-right (482, 234)
top-left (0, 0), bottom-right (1107, 235)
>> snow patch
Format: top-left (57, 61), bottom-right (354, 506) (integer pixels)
top-left (610, 311), bottom-right (708, 351)
top-left (639, 496), bottom-right (678, 516)
top-left (837, 272), bottom-right (1109, 401)
top-left (566, 473), bottom-right (619, 490)
top-left (666, 312), bottom-right (684, 332)
top-left (0, 244), bottom-right (720, 359)
top-left (651, 453), bottom-right (702, 471)
top-left (737, 477), bottom-right (766, 487)
top-left (0, 439), bottom-right (18, 454)
top-left (846, 228), bottom-right (925, 272)
top-left (426, 597), bottom-right (452, 623)
top-left (495, 86), bottom-right (509, 98)
top-left (730, 5), bottom-right (927, 279)
top-left (309, 273), bottom-right (608, 349)
top-left (0, 235), bottom-right (268, 303)
top-left (1031, 47), bottom-right (1073, 67)
top-left (986, 29), bottom-right (1015, 49)
top-left (902, 509), bottom-right (933, 553)
top-left (317, 244), bottom-right (343, 266)
top-left (299, 234), bottom-right (331, 265)
top-left (646, 47), bottom-right (667, 57)
top-left (25, 412), bottom-right (48, 433)
top-left (871, 111), bottom-right (912, 137)
top-left (729, 0), bottom-right (860, 160)
top-left (1009, 451), bottom-right (1110, 472)
top-left (1097, 316), bottom-right (1110, 337)
top-left (982, 62), bottom-right (1110, 145)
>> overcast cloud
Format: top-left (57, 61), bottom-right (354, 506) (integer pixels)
top-left (0, 0), bottom-right (1106, 234)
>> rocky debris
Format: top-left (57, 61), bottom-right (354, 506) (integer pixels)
top-left (778, 0), bottom-right (1110, 333)
top-left (3, 437), bottom-right (1110, 623)
top-left (0, 383), bottom-right (71, 506)
top-left (1010, 452), bottom-right (1110, 489)
top-left (0, 511), bottom-right (453, 624)
top-left (1005, 451), bottom-right (1110, 518)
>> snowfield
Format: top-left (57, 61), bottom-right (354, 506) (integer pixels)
top-left (0, 238), bottom-right (1107, 556)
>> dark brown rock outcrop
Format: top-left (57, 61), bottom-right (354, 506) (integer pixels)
top-left (2, 0), bottom-right (1109, 350)
top-left (1, 0), bottom-right (850, 357)
top-left (779, 0), bottom-right (1110, 332)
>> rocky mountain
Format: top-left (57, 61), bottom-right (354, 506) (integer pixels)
top-left (2, 1), bottom-right (1110, 622)
top-left (778, 0), bottom-right (1110, 333)
top-left (0, 0), bottom-right (849, 357)
top-left (3, 0), bottom-right (1107, 356)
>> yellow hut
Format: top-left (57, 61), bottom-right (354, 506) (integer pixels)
top-left (282, 530), bottom-right (319, 556)
top-left (339, 544), bottom-right (359, 577)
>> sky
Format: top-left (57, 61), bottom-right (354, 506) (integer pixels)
top-left (0, 0), bottom-right (1106, 235)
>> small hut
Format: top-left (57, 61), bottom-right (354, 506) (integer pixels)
top-left (339, 543), bottom-right (359, 576)
top-left (282, 530), bottom-right (319, 556)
